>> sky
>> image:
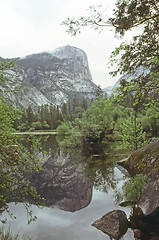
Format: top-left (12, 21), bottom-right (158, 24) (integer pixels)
top-left (0, 0), bottom-right (126, 88)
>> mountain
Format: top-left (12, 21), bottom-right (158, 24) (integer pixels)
top-left (1, 45), bottom-right (97, 110)
top-left (103, 66), bottom-right (150, 97)
top-left (102, 81), bottom-right (120, 97)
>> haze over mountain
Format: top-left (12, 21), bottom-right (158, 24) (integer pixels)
top-left (103, 66), bottom-right (150, 97)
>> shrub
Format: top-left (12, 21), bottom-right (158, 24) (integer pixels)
top-left (56, 123), bottom-right (71, 135)
top-left (122, 174), bottom-right (147, 202)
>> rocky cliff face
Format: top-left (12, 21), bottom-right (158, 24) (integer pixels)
top-left (103, 66), bottom-right (150, 97)
top-left (2, 45), bottom-right (97, 109)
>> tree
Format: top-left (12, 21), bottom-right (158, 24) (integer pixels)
top-left (81, 97), bottom-right (88, 111)
top-left (26, 105), bottom-right (34, 127)
top-left (114, 73), bottom-right (154, 149)
top-left (62, 0), bottom-right (159, 149)
top-left (62, 5), bottom-right (111, 36)
top-left (0, 61), bottom-right (42, 222)
top-left (143, 100), bottom-right (159, 136)
top-left (72, 94), bottom-right (79, 111)
top-left (77, 98), bottom-right (116, 144)
top-left (96, 85), bottom-right (103, 99)
top-left (62, 0), bottom-right (159, 77)
top-left (61, 102), bottom-right (68, 116)
top-left (116, 110), bottom-right (148, 150)
top-left (111, 0), bottom-right (159, 75)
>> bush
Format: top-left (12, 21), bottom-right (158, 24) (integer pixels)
top-left (56, 123), bottom-right (71, 135)
top-left (122, 174), bottom-right (147, 202)
top-left (57, 133), bottom-right (81, 148)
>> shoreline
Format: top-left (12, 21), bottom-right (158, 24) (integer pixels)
top-left (13, 132), bottom-right (57, 135)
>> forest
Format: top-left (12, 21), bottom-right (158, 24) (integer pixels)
top-left (14, 86), bottom-right (159, 151)
top-left (0, 0), bottom-right (158, 239)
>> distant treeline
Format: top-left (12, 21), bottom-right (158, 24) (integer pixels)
top-left (15, 96), bottom-right (89, 131)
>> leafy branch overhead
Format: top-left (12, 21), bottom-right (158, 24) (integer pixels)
top-left (62, 5), bottom-right (112, 36)
top-left (62, 0), bottom-right (159, 152)
top-left (62, 0), bottom-right (159, 36)
top-left (62, 0), bottom-right (159, 76)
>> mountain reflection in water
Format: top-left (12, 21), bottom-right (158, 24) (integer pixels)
top-left (31, 151), bottom-right (93, 212)
top-left (0, 135), bottom-right (133, 240)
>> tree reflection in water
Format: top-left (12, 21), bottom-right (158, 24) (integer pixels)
top-left (20, 135), bottom-right (129, 204)
top-left (18, 134), bottom-right (137, 239)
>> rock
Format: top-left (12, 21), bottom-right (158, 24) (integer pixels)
top-left (92, 210), bottom-right (129, 240)
top-left (119, 138), bottom-right (159, 176)
top-left (139, 168), bottom-right (159, 214)
top-left (103, 66), bottom-right (150, 97)
top-left (134, 229), bottom-right (142, 238)
top-left (129, 206), bottom-right (159, 239)
top-left (1, 45), bottom-right (97, 110)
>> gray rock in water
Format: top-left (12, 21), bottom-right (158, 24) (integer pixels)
top-left (139, 168), bottom-right (159, 214)
top-left (92, 210), bottom-right (128, 240)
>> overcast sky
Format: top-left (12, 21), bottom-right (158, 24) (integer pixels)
top-left (0, 0), bottom-right (126, 88)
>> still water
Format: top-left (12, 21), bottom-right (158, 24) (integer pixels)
top-left (0, 135), bottom-right (133, 240)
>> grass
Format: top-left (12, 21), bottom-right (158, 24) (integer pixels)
top-left (0, 228), bottom-right (31, 240)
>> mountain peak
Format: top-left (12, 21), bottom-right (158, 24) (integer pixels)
top-left (52, 45), bottom-right (88, 67)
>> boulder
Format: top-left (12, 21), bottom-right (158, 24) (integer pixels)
top-left (129, 206), bottom-right (159, 239)
top-left (139, 168), bottom-right (159, 214)
top-left (92, 210), bottom-right (128, 240)
top-left (118, 138), bottom-right (159, 176)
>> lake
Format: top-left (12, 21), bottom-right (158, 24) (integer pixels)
top-left (0, 134), bottom-right (134, 240)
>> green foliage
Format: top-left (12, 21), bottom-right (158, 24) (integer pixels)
top-left (62, 0), bottom-right (159, 150)
top-left (122, 174), bottom-right (147, 203)
top-left (78, 98), bottom-right (115, 144)
top-left (96, 85), bottom-right (103, 99)
top-left (113, 72), bottom-right (156, 150)
top-left (57, 94), bottom-right (158, 150)
top-left (56, 133), bottom-right (81, 149)
top-left (17, 97), bottom-right (89, 132)
top-left (0, 60), bottom-right (15, 90)
top-left (143, 101), bottom-right (159, 136)
top-left (31, 121), bottom-right (43, 130)
top-left (0, 61), bottom-right (43, 223)
top-left (57, 99), bottom-right (109, 147)
top-left (56, 123), bottom-right (72, 135)
top-left (110, 0), bottom-right (158, 33)
top-left (56, 122), bottom-right (81, 148)
top-left (109, 0), bottom-right (159, 76)
top-left (63, 0), bottom-right (159, 77)
top-left (116, 111), bottom-right (148, 150)
top-left (62, 5), bottom-right (110, 36)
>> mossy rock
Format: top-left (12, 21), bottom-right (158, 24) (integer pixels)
top-left (124, 139), bottom-right (159, 175)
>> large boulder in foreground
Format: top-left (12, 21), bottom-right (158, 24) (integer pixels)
top-left (139, 168), bottom-right (159, 214)
top-left (119, 139), bottom-right (159, 176)
top-left (92, 210), bottom-right (128, 240)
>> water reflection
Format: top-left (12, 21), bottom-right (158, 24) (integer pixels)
top-left (1, 134), bottom-right (134, 240)
top-left (0, 187), bottom-right (133, 240)
top-left (28, 135), bottom-right (126, 212)
top-left (31, 150), bottom-right (93, 212)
